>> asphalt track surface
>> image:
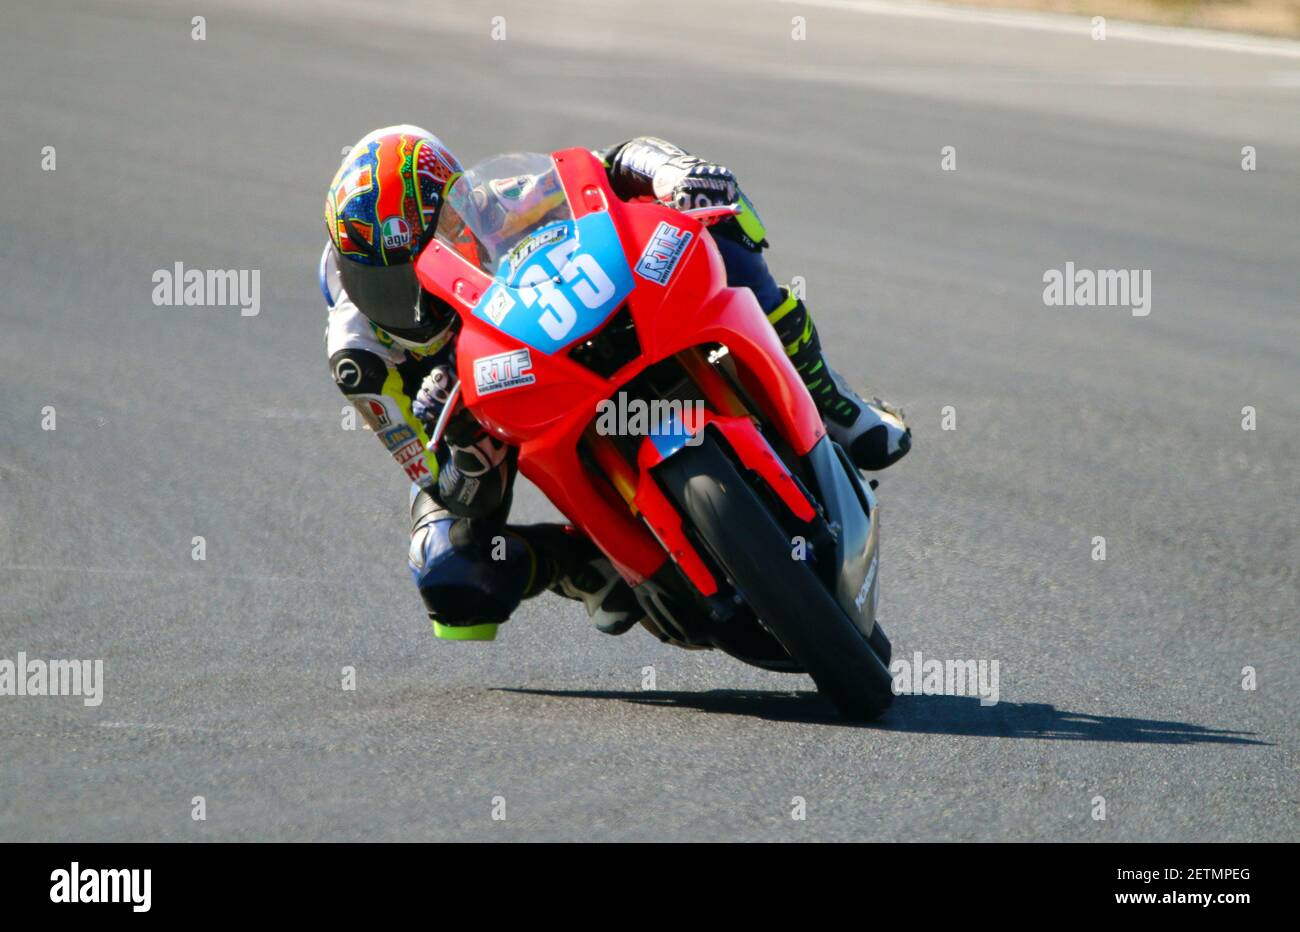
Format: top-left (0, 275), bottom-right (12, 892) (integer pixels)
top-left (1, 0), bottom-right (1296, 841)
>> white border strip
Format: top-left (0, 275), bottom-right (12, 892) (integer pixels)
top-left (777, 0), bottom-right (1300, 58)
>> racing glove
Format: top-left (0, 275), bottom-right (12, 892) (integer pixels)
top-left (664, 162), bottom-right (739, 211)
top-left (599, 137), bottom-right (766, 248)
top-left (437, 408), bottom-right (514, 519)
top-left (412, 365), bottom-right (456, 428)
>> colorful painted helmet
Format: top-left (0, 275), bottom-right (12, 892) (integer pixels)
top-left (324, 125), bottom-right (462, 347)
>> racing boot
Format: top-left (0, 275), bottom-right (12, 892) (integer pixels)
top-left (514, 524), bottom-right (644, 635)
top-left (767, 288), bottom-right (911, 471)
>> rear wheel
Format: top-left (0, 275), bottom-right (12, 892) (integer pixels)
top-left (658, 437), bottom-right (894, 721)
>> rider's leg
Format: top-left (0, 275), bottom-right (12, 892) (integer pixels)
top-left (408, 486), bottom-right (641, 639)
top-left (712, 226), bottom-right (911, 471)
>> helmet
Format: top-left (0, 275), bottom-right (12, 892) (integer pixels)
top-left (324, 125), bottom-right (463, 349)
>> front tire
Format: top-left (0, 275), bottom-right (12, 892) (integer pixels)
top-left (658, 437), bottom-right (894, 721)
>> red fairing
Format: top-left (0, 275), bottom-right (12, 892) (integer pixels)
top-left (414, 148), bottom-right (823, 586)
top-left (631, 413), bottom-right (816, 596)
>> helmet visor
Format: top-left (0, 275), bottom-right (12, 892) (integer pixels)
top-left (337, 256), bottom-right (428, 334)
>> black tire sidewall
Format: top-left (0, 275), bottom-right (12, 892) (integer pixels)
top-left (658, 437), bottom-right (894, 720)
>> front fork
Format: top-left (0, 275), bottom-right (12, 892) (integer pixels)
top-left (581, 347), bottom-right (748, 513)
top-left (583, 348), bottom-right (817, 599)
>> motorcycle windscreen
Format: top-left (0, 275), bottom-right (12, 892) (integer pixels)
top-left (435, 152), bottom-right (572, 276)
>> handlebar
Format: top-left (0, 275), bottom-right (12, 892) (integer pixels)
top-left (678, 203), bottom-right (743, 226)
top-left (426, 380), bottom-right (462, 452)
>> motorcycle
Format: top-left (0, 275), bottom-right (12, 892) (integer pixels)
top-left (415, 149), bottom-right (894, 720)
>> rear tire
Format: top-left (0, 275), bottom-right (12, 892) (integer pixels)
top-left (658, 437), bottom-right (894, 721)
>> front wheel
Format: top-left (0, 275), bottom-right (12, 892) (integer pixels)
top-left (657, 437), bottom-right (894, 721)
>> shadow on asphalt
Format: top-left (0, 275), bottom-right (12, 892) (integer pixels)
top-left (499, 688), bottom-right (1268, 745)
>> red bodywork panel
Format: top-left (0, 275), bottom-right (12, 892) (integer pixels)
top-left (415, 148), bottom-right (823, 587)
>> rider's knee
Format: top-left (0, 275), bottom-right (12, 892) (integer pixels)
top-left (408, 494), bottom-right (531, 632)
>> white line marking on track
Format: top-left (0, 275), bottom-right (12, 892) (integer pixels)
top-left (777, 0), bottom-right (1300, 59)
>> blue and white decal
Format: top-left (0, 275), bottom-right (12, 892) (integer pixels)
top-left (474, 348), bottom-right (535, 396)
top-left (379, 424), bottom-right (416, 451)
top-left (497, 220), bottom-right (570, 282)
top-left (472, 212), bottom-right (634, 355)
top-left (634, 221), bottom-right (692, 286)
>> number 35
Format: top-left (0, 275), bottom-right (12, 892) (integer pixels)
top-left (517, 239), bottom-right (615, 341)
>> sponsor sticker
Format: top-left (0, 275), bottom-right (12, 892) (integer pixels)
top-left (474, 349), bottom-right (535, 395)
top-left (381, 216), bottom-right (412, 250)
top-left (503, 223), bottom-right (568, 277)
top-left (379, 424), bottom-right (416, 452)
top-left (332, 356), bottom-right (363, 389)
top-left (392, 438), bottom-right (425, 467)
top-left (484, 287), bottom-right (516, 326)
top-left (394, 435), bottom-right (431, 482)
top-left (357, 397), bottom-right (392, 430)
top-left (855, 554), bottom-right (879, 613)
top-left (403, 458), bottom-right (430, 482)
top-left (490, 175), bottom-right (529, 201)
top-left (635, 221), bottom-right (692, 285)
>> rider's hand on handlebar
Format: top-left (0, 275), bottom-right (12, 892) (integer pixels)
top-left (667, 162), bottom-right (739, 212)
top-left (412, 365), bottom-right (456, 432)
